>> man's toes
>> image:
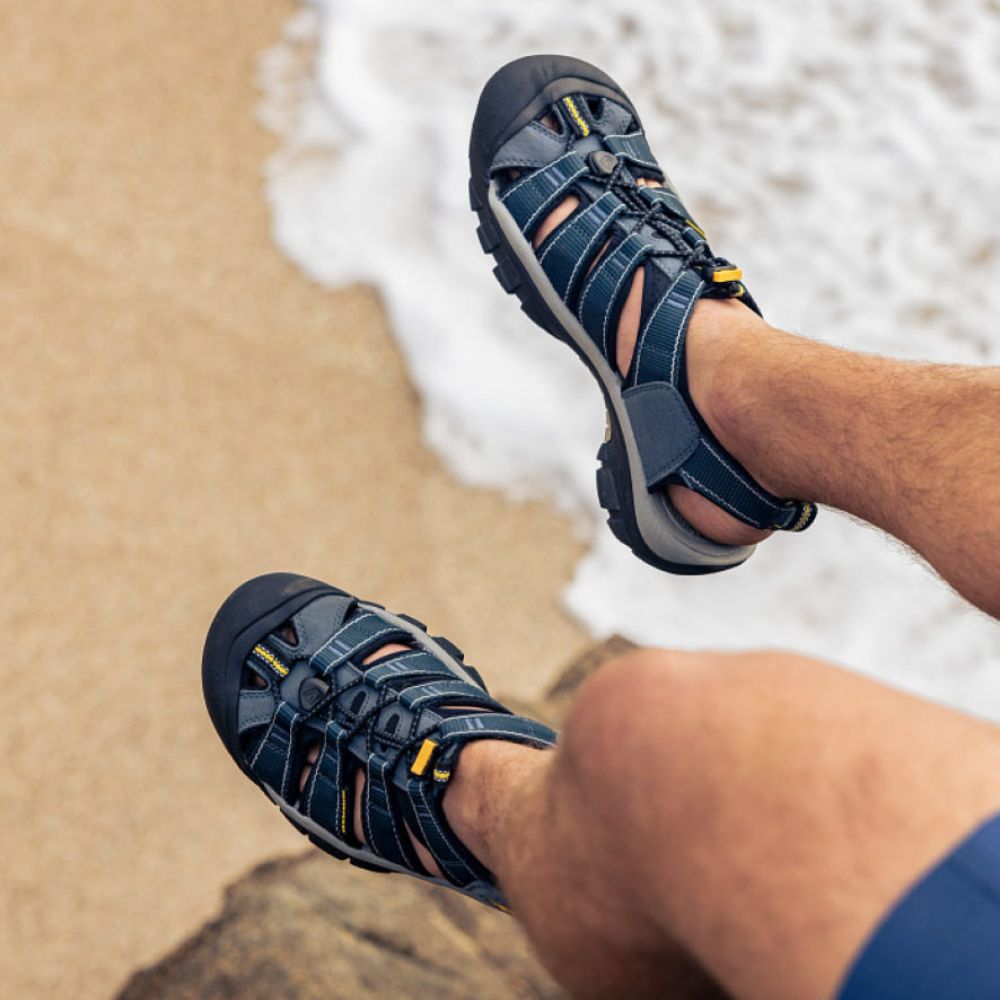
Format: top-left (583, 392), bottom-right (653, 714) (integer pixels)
top-left (299, 742), bottom-right (320, 795)
top-left (533, 194), bottom-right (580, 248)
top-left (615, 265), bottom-right (645, 377)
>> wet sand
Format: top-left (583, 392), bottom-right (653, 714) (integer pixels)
top-left (0, 2), bottom-right (587, 995)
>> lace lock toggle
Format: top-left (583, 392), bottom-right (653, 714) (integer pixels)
top-left (410, 738), bottom-right (439, 776)
top-left (709, 266), bottom-right (743, 284)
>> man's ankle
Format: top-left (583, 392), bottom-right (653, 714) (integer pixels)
top-left (685, 299), bottom-right (787, 497)
top-left (442, 740), bottom-right (548, 874)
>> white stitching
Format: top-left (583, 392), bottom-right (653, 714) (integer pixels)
top-left (304, 725), bottom-right (328, 817)
top-left (447, 725), bottom-right (556, 747)
top-left (499, 151), bottom-right (577, 201)
top-left (602, 242), bottom-right (651, 360)
top-left (631, 269), bottom-right (685, 384)
top-left (603, 132), bottom-right (659, 169)
top-left (279, 711), bottom-right (301, 798)
top-left (522, 164), bottom-right (587, 235)
top-left (249, 701), bottom-right (284, 770)
top-left (371, 665), bottom-right (450, 688)
top-left (406, 682), bottom-right (487, 712)
top-left (417, 781), bottom-right (476, 882)
top-left (366, 649), bottom-right (428, 682)
top-left (538, 199), bottom-right (586, 265)
top-left (364, 759), bottom-right (374, 850)
top-left (315, 624), bottom-right (401, 675)
top-left (381, 759), bottom-right (408, 862)
top-left (668, 278), bottom-right (703, 385)
top-left (577, 234), bottom-right (631, 322)
top-left (701, 438), bottom-right (782, 510)
top-left (566, 203), bottom-right (623, 303)
top-left (539, 191), bottom-right (609, 265)
top-left (309, 612), bottom-right (375, 665)
top-left (402, 683), bottom-right (445, 711)
top-left (680, 470), bottom-right (754, 522)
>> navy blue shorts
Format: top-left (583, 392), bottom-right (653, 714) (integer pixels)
top-left (838, 812), bottom-right (1000, 999)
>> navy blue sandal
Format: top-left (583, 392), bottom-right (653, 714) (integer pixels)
top-left (202, 573), bottom-right (556, 911)
top-left (469, 55), bottom-right (816, 575)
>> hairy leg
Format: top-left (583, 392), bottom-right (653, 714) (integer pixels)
top-left (680, 300), bottom-right (1000, 616)
top-left (443, 649), bottom-right (1000, 1000)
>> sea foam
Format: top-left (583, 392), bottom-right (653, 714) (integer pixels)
top-left (259, 1), bottom-right (1000, 715)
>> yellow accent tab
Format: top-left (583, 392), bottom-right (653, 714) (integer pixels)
top-left (562, 96), bottom-right (590, 137)
top-left (252, 644), bottom-right (288, 677)
top-left (410, 738), bottom-right (438, 776)
top-left (711, 267), bottom-right (743, 284)
top-left (432, 769), bottom-right (452, 783)
top-left (340, 789), bottom-right (347, 834)
top-left (686, 219), bottom-right (706, 239)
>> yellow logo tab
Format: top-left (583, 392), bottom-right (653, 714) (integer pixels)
top-left (252, 644), bottom-right (289, 677)
top-left (562, 96), bottom-right (590, 137)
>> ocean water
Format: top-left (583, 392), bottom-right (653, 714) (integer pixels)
top-left (259, 1), bottom-right (1000, 715)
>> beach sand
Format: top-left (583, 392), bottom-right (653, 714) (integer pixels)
top-left (0, 2), bottom-right (588, 995)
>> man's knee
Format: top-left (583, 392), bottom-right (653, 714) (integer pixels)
top-left (555, 647), bottom-right (811, 832)
top-left (558, 649), bottom-right (715, 804)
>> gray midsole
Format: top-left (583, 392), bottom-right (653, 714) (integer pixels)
top-left (263, 785), bottom-right (495, 906)
top-left (487, 184), bottom-right (753, 569)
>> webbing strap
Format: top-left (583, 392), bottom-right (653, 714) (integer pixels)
top-left (538, 192), bottom-right (625, 303)
top-left (605, 132), bottom-right (660, 171)
top-left (310, 612), bottom-right (409, 674)
top-left (629, 270), bottom-right (704, 387)
top-left (364, 650), bottom-right (455, 688)
top-left (636, 183), bottom-right (691, 222)
top-left (303, 724), bottom-right (349, 836)
top-left (678, 440), bottom-right (815, 531)
top-left (363, 755), bottom-right (413, 867)
top-left (500, 152), bottom-right (588, 238)
top-left (436, 713), bottom-right (558, 748)
top-left (404, 775), bottom-right (486, 886)
top-left (249, 701), bottom-right (300, 798)
top-left (397, 679), bottom-right (501, 713)
top-left (577, 233), bottom-right (653, 359)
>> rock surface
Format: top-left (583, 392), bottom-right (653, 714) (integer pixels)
top-left (118, 854), bottom-right (559, 1000)
top-left (118, 638), bottom-right (634, 1000)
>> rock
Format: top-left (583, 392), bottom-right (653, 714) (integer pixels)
top-left (118, 853), bottom-right (559, 1000)
top-left (543, 635), bottom-right (637, 720)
